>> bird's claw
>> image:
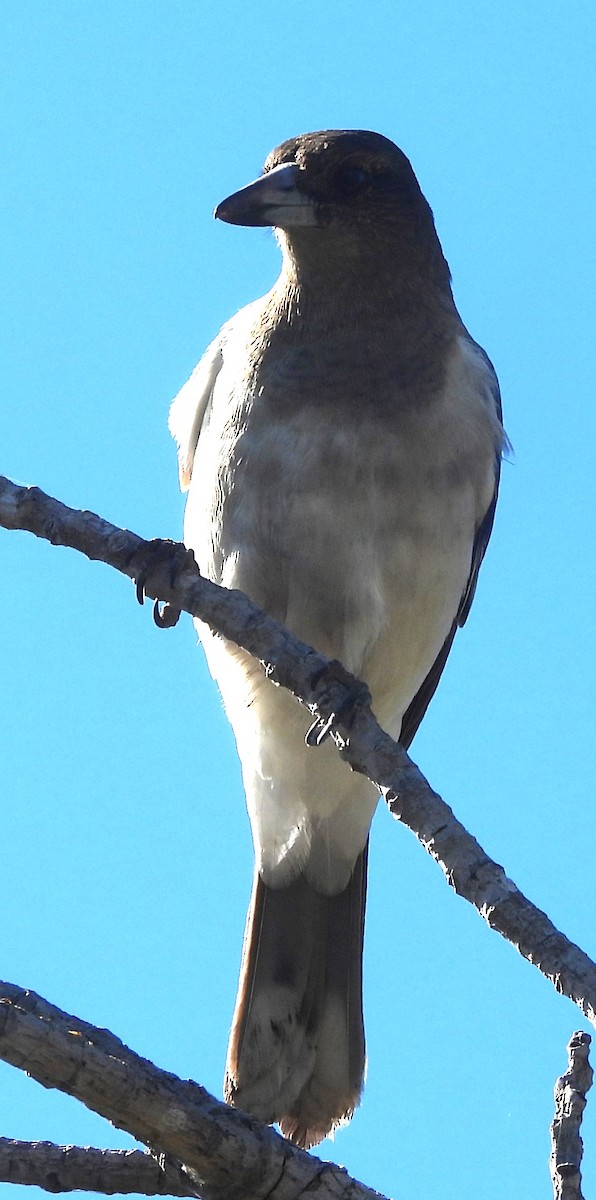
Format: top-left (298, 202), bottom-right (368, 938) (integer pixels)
top-left (152, 599), bottom-right (182, 629)
top-left (305, 661), bottom-right (371, 747)
top-left (129, 538), bottom-right (198, 629)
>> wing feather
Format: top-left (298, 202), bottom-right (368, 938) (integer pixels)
top-left (169, 336), bottom-right (224, 491)
top-left (400, 344), bottom-right (505, 749)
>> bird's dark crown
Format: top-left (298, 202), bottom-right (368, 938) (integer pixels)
top-left (264, 129), bottom-right (424, 216)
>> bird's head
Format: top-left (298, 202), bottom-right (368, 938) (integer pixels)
top-left (215, 129), bottom-right (427, 229)
top-left (214, 130), bottom-right (449, 289)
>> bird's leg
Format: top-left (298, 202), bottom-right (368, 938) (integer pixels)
top-left (305, 659), bottom-right (371, 747)
top-left (128, 538), bottom-right (198, 628)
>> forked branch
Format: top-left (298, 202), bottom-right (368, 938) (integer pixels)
top-left (2, 474), bottom-right (596, 1198)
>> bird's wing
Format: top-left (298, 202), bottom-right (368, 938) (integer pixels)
top-left (400, 346), bottom-right (504, 751)
top-left (456, 347), bottom-right (505, 627)
top-left (169, 334), bottom-right (224, 491)
top-left (169, 300), bottom-right (265, 491)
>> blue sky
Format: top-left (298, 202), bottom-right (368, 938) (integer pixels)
top-left (2, 3), bottom-right (596, 1198)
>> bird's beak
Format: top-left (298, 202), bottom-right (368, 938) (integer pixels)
top-left (214, 162), bottom-right (318, 228)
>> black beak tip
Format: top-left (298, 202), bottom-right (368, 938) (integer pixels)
top-left (214, 195), bottom-right (249, 226)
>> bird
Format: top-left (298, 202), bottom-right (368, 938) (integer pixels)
top-left (169, 129), bottom-right (505, 1148)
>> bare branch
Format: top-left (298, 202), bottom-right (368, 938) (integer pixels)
top-left (549, 1031), bottom-right (593, 1200)
top-left (0, 983), bottom-right (389, 1200)
top-left (2, 475), bottom-right (596, 1027)
top-left (0, 1140), bottom-right (195, 1195)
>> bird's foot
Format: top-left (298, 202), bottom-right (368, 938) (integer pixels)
top-left (305, 660), bottom-right (371, 747)
top-left (128, 538), bottom-right (198, 629)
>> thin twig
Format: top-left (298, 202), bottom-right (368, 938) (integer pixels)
top-left (549, 1031), bottom-right (593, 1200)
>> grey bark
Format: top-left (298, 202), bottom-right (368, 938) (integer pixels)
top-left (0, 983), bottom-right (388, 1200)
top-left (550, 1031), bottom-right (593, 1200)
top-left (0, 1140), bottom-right (194, 1196)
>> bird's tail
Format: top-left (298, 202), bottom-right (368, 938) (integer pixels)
top-left (224, 846), bottom-right (368, 1149)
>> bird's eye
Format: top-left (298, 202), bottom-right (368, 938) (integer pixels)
top-left (335, 164), bottom-right (370, 195)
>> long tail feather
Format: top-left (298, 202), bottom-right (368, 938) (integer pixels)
top-left (224, 846), bottom-right (368, 1148)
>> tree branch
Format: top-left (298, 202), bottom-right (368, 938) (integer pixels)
top-left (549, 1031), bottom-right (593, 1200)
top-left (2, 474), bottom-right (596, 1029)
top-left (0, 983), bottom-right (388, 1200)
top-left (0, 1140), bottom-right (195, 1196)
